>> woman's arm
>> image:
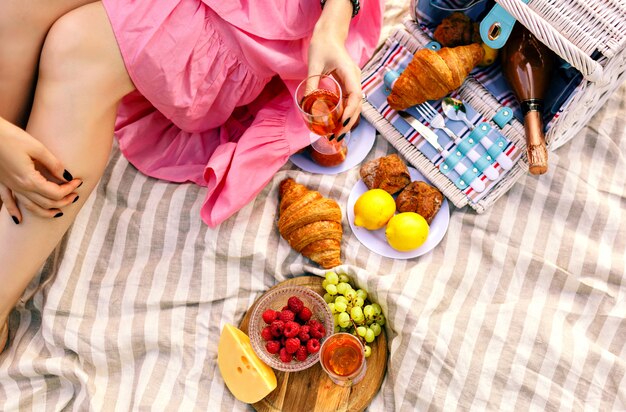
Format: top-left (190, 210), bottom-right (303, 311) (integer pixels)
top-left (0, 117), bottom-right (81, 222)
top-left (307, 0), bottom-right (362, 136)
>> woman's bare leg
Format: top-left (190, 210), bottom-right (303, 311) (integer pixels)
top-left (0, 0), bottom-right (97, 126)
top-left (0, 2), bottom-right (135, 326)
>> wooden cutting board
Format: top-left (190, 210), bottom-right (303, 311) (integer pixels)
top-left (240, 275), bottom-right (388, 412)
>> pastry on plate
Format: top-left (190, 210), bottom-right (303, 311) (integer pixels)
top-left (359, 154), bottom-right (411, 195)
top-left (395, 181), bottom-right (444, 224)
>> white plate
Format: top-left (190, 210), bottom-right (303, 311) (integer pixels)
top-left (290, 117), bottom-right (376, 175)
top-left (347, 167), bottom-right (450, 259)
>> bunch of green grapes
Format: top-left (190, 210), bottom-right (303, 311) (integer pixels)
top-left (322, 271), bottom-right (386, 358)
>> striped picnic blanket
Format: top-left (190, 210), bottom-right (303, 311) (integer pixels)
top-left (1, 80), bottom-right (625, 411)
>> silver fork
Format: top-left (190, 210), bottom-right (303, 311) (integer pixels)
top-left (415, 103), bottom-right (499, 181)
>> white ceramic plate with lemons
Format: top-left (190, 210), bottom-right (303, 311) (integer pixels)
top-left (347, 167), bottom-right (450, 259)
top-left (290, 117), bottom-right (376, 175)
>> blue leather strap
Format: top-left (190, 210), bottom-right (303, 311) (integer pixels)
top-left (492, 107), bottom-right (514, 128)
top-left (425, 41), bottom-right (441, 51)
top-left (479, 0), bottom-right (530, 49)
top-left (440, 150), bottom-right (463, 174)
top-left (468, 122), bottom-right (490, 142)
top-left (456, 167), bottom-right (481, 191)
top-left (487, 135), bottom-right (509, 159)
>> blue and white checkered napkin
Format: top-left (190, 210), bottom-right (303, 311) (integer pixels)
top-left (362, 39), bottom-right (522, 203)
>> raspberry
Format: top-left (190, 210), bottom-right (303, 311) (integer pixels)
top-left (298, 325), bottom-right (311, 342)
top-left (279, 347), bottom-right (292, 363)
top-left (282, 305), bottom-right (290, 312)
top-left (298, 307), bottom-right (313, 323)
top-left (285, 337), bottom-right (301, 354)
top-left (310, 324), bottom-right (326, 339)
top-left (261, 326), bottom-right (273, 341)
top-left (262, 309), bottom-right (278, 324)
top-left (306, 338), bottom-right (320, 354)
top-left (266, 340), bottom-right (281, 354)
top-left (283, 321), bottom-right (301, 338)
top-left (270, 320), bottom-right (285, 337)
top-left (287, 296), bottom-right (304, 314)
top-left (279, 309), bottom-right (295, 322)
top-left (307, 319), bottom-right (321, 329)
top-left (295, 345), bottom-right (308, 362)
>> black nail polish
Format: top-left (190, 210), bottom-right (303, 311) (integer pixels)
top-left (337, 133), bottom-right (346, 142)
top-left (343, 117), bottom-right (351, 127)
top-left (77, 181), bottom-right (83, 188)
top-left (328, 134), bottom-right (335, 141)
top-left (11, 216), bottom-right (19, 225)
top-left (72, 196), bottom-right (80, 204)
top-left (54, 212), bottom-right (63, 218)
top-left (63, 170), bottom-right (73, 182)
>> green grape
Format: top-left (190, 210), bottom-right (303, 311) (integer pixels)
top-left (334, 301), bottom-right (347, 313)
top-left (328, 302), bottom-right (336, 314)
top-left (364, 328), bottom-right (375, 343)
top-left (322, 279), bottom-right (329, 289)
top-left (370, 322), bottom-right (382, 337)
top-left (364, 345), bottom-right (372, 358)
top-left (350, 306), bottom-right (364, 323)
top-left (371, 303), bottom-right (382, 316)
top-left (356, 326), bottom-right (367, 337)
top-left (337, 312), bottom-right (351, 328)
top-left (354, 297), bottom-right (365, 308)
top-left (324, 293), bottom-right (334, 303)
top-left (356, 289), bottom-right (368, 301)
top-left (338, 274), bottom-right (351, 284)
top-left (344, 289), bottom-right (357, 300)
top-left (333, 313), bottom-right (340, 326)
top-left (335, 296), bottom-right (348, 306)
top-left (363, 305), bottom-right (375, 321)
top-left (334, 325), bottom-right (341, 333)
top-left (325, 271), bottom-right (339, 285)
top-left (325, 284), bottom-right (338, 295)
top-left (336, 282), bottom-right (349, 295)
top-left (375, 314), bottom-right (385, 326)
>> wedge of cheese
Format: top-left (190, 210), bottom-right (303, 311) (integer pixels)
top-left (217, 324), bottom-right (277, 403)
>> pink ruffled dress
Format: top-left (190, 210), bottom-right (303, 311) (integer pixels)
top-left (101, 0), bottom-right (383, 227)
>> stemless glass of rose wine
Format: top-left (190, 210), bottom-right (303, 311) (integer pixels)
top-left (295, 74), bottom-right (350, 167)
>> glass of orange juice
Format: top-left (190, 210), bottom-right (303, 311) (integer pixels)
top-left (294, 74), bottom-right (350, 167)
top-left (319, 333), bottom-right (366, 387)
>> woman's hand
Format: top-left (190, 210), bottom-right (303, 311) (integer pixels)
top-left (0, 117), bottom-right (81, 222)
top-left (307, 0), bottom-right (362, 137)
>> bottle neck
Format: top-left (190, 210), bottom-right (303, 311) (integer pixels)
top-left (520, 98), bottom-right (544, 115)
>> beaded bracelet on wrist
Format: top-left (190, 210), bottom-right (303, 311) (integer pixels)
top-left (320, 0), bottom-right (361, 18)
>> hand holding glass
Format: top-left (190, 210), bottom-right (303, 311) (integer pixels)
top-left (295, 75), bottom-right (349, 166)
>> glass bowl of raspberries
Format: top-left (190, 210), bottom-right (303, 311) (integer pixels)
top-left (249, 284), bottom-right (333, 372)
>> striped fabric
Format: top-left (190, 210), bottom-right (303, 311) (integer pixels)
top-left (2, 0), bottom-right (626, 408)
top-left (1, 81), bottom-right (625, 411)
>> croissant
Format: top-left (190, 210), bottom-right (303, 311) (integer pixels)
top-left (387, 43), bottom-right (484, 111)
top-left (278, 178), bottom-right (342, 269)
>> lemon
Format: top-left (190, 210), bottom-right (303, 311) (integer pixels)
top-left (353, 189), bottom-right (396, 230)
top-left (479, 43), bottom-right (499, 67)
top-left (385, 212), bottom-right (429, 252)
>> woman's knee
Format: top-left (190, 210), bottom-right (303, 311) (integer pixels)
top-left (38, 2), bottom-right (133, 96)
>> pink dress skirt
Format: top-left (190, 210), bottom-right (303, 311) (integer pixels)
top-left (101, 0), bottom-right (383, 226)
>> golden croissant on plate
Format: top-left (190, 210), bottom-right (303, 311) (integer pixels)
top-left (278, 178), bottom-right (342, 269)
top-left (387, 43), bottom-right (484, 111)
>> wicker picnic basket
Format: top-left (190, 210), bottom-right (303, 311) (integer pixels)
top-left (362, 0), bottom-right (626, 212)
